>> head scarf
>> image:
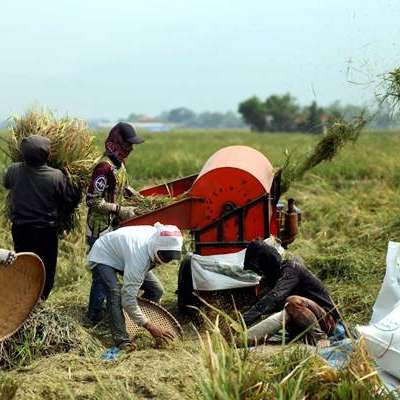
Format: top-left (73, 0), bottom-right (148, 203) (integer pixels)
top-left (148, 223), bottom-right (183, 263)
top-left (105, 123), bottom-right (133, 163)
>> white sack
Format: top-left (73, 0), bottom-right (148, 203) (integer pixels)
top-left (191, 250), bottom-right (261, 291)
top-left (370, 241), bottom-right (400, 324)
top-left (190, 237), bottom-right (284, 291)
top-left (358, 303), bottom-right (400, 379)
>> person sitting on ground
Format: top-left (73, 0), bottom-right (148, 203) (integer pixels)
top-left (3, 135), bottom-right (81, 299)
top-left (87, 223), bottom-right (183, 351)
top-left (242, 239), bottom-right (343, 345)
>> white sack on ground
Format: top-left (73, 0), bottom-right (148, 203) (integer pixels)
top-left (357, 241), bottom-right (400, 380)
top-left (191, 250), bottom-right (261, 291)
top-left (371, 241), bottom-right (400, 324)
top-left (190, 237), bottom-right (284, 291)
top-left (358, 304), bottom-right (400, 380)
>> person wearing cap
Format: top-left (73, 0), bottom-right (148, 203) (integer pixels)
top-left (86, 122), bottom-right (145, 323)
top-left (3, 135), bottom-right (81, 299)
top-left (87, 223), bottom-right (183, 350)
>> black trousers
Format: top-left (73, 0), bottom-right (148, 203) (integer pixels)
top-left (12, 224), bottom-right (59, 300)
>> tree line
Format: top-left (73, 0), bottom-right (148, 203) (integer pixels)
top-left (238, 94), bottom-right (400, 133)
top-left (123, 94), bottom-right (400, 131)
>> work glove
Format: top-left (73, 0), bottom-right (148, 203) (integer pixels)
top-left (0, 249), bottom-right (17, 267)
top-left (117, 205), bottom-right (136, 221)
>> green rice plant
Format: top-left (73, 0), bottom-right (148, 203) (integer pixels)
top-left (196, 302), bottom-right (396, 400)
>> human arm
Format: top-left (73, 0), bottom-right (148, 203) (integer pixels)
top-left (3, 165), bottom-right (16, 190)
top-left (121, 266), bottom-right (149, 326)
top-left (243, 264), bottom-right (300, 326)
top-left (121, 265), bottom-right (173, 341)
top-left (86, 162), bottom-right (136, 219)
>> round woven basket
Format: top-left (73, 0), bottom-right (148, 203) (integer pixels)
top-left (0, 252), bottom-right (45, 341)
top-left (123, 298), bottom-right (183, 340)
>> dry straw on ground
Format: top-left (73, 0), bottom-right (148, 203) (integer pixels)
top-left (0, 302), bottom-right (100, 369)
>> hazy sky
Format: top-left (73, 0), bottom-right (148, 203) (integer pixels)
top-left (1, 0), bottom-right (399, 120)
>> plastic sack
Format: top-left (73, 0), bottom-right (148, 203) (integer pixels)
top-left (357, 303), bottom-right (400, 379)
top-left (191, 250), bottom-right (261, 291)
top-left (370, 241), bottom-right (400, 325)
top-left (190, 236), bottom-right (284, 291)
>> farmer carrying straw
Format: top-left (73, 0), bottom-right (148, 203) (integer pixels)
top-left (86, 122), bottom-right (145, 324)
top-left (242, 240), bottom-right (346, 345)
top-left (87, 223), bottom-right (183, 351)
top-left (3, 135), bottom-right (81, 299)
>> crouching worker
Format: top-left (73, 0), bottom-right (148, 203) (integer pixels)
top-left (242, 240), bottom-right (344, 346)
top-left (87, 223), bottom-right (183, 351)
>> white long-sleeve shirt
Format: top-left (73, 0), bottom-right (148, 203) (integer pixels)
top-left (88, 225), bottom-right (157, 326)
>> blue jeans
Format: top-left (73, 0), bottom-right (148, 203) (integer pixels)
top-left (88, 268), bottom-right (164, 321)
top-left (93, 264), bottom-right (130, 347)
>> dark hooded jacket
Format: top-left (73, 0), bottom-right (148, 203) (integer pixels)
top-left (3, 135), bottom-right (80, 228)
top-left (243, 240), bottom-right (339, 326)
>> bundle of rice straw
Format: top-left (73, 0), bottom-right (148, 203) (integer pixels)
top-left (280, 116), bottom-right (366, 193)
top-left (3, 109), bottom-right (100, 232)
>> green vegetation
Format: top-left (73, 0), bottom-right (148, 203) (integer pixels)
top-left (0, 129), bottom-right (399, 398)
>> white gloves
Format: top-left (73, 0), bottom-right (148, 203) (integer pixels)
top-left (0, 249), bottom-right (17, 267)
top-left (117, 206), bottom-right (136, 221)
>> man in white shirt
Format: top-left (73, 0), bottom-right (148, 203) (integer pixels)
top-left (87, 222), bottom-right (183, 350)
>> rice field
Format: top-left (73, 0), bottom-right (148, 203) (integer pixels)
top-left (1, 128), bottom-right (400, 399)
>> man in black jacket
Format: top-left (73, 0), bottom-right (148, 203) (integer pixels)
top-left (3, 135), bottom-right (81, 299)
top-left (243, 240), bottom-right (340, 344)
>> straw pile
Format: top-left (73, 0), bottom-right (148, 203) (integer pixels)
top-left (280, 116), bottom-right (366, 193)
top-left (0, 302), bottom-right (100, 369)
top-left (3, 109), bottom-right (100, 232)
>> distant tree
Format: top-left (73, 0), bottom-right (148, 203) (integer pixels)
top-left (264, 94), bottom-right (299, 132)
top-left (238, 96), bottom-right (266, 131)
top-left (166, 107), bottom-right (196, 125)
top-left (222, 111), bottom-right (246, 128)
top-left (302, 101), bottom-right (325, 133)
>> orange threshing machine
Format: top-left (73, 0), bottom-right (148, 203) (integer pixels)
top-left (122, 145), bottom-right (300, 254)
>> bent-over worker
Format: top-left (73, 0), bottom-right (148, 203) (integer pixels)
top-left (242, 240), bottom-right (343, 345)
top-left (87, 223), bottom-right (183, 350)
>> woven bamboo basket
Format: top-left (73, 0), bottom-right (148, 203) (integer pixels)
top-left (123, 298), bottom-right (183, 340)
top-left (0, 252), bottom-right (45, 341)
